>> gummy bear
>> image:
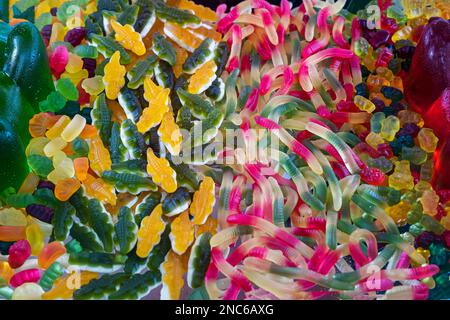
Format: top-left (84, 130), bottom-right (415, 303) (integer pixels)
top-left (389, 160), bottom-right (415, 191)
top-left (380, 115), bottom-right (400, 142)
top-left (420, 189), bottom-right (440, 217)
top-left (418, 128), bottom-right (439, 153)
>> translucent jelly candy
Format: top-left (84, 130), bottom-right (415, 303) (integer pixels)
top-left (188, 60), bottom-right (218, 94)
top-left (46, 116), bottom-right (70, 139)
top-left (44, 137), bottom-right (68, 158)
top-left (29, 113), bottom-right (59, 138)
top-left (380, 116), bottom-right (401, 141)
top-left (389, 160), bottom-right (415, 191)
top-left (190, 177), bottom-right (215, 225)
top-left (26, 223), bottom-right (45, 256)
top-left (12, 283), bottom-right (44, 300)
top-left (61, 114), bottom-right (87, 142)
top-left (0, 208), bottom-right (27, 227)
top-left (82, 76), bottom-right (105, 96)
top-left (88, 136), bottom-right (112, 175)
top-left (136, 204), bottom-right (166, 258)
top-left (8, 240), bottom-right (31, 269)
top-left (0, 261), bottom-right (13, 282)
top-left (354, 95), bottom-right (376, 113)
top-left (157, 111), bottom-right (182, 156)
top-left (420, 189), bottom-right (440, 217)
top-left (49, 45), bottom-right (69, 76)
top-left (137, 87), bottom-right (170, 133)
top-left (146, 148), bottom-right (177, 193)
top-left (110, 19), bottom-right (146, 56)
top-left (0, 227), bottom-right (26, 242)
top-left (55, 178), bottom-right (81, 201)
top-left (365, 132), bottom-right (385, 149)
top-left (103, 51), bottom-right (126, 100)
top-left (386, 201), bottom-right (412, 225)
top-left (170, 210), bottom-right (194, 255)
top-left (38, 242), bottom-right (67, 270)
top-left (418, 128), bottom-right (439, 153)
top-left (65, 52), bottom-right (84, 74)
top-left (73, 157), bottom-right (89, 181)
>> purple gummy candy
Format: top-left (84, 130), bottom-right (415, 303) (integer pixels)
top-left (82, 58), bottom-right (97, 78)
top-left (26, 204), bottom-right (54, 224)
top-left (37, 180), bottom-right (55, 191)
top-left (64, 27), bottom-right (86, 47)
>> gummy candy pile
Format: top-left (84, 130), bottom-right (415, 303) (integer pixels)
top-left (0, 0), bottom-right (449, 300)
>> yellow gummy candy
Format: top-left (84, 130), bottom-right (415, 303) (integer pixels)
top-left (88, 136), bottom-right (112, 175)
top-left (170, 210), bottom-right (194, 255)
top-left (110, 19), bottom-right (146, 56)
top-left (418, 128), bottom-right (439, 153)
top-left (143, 76), bottom-right (164, 102)
top-left (157, 111), bottom-right (183, 156)
top-left (66, 53), bottom-right (84, 74)
top-left (103, 51), bottom-right (126, 100)
top-left (188, 60), bottom-right (217, 94)
top-left (137, 88), bottom-right (170, 133)
top-left (389, 160), bottom-right (414, 191)
top-left (160, 249), bottom-right (189, 300)
top-left (386, 201), bottom-right (411, 225)
top-left (136, 204), bottom-right (166, 258)
top-left (190, 177), bottom-right (216, 225)
top-left (60, 69), bottom-right (89, 87)
top-left (0, 208), bottom-right (27, 227)
top-left (42, 271), bottom-right (99, 300)
top-left (195, 216), bottom-right (218, 237)
top-left (146, 148), bottom-right (177, 193)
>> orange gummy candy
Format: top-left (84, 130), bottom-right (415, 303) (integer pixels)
top-left (0, 226), bottom-right (26, 241)
top-left (73, 157), bottom-right (89, 181)
top-left (55, 178), bottom-right (81, 201)
top-left (29, 113), bottom-right (59, 138)
top-left (38, 241), bottom-right (67, 269)
top-left (88, 136), bottom-right (112, 174)
top-left (83, 174), bottom-right (117, 206)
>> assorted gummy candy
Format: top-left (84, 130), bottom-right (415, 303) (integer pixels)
top-left (0, 0), bottom-right (449, 301)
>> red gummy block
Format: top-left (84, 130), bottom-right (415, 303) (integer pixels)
top-left (404, 18), bottom-right (450, 113)
top-left (8, 240), bottom-right (31, 269)
top-left (49, 45), bottom-right (69, 77)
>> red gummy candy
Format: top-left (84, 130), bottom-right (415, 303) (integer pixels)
top-left (8, 240), bottom-right (31, 269)
top-left (360, 167), bottom-right (385, 186)
top-left (49, 45), bottom-right (69, 77)
top-left (404, 18), bottom-right (450, 113)
top-left (9, 268), bottom-right (41, 288)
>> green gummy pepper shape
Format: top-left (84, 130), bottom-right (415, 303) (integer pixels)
top-left (0, 71), bottom-right (35, 191)
top-left (2, 22), bottom-right (55, 112)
